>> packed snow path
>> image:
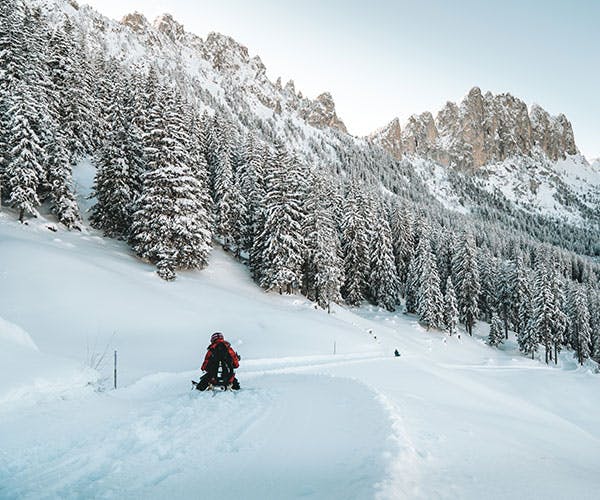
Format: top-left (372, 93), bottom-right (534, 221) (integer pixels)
top-left (0, 368), bottom-right (394, 500)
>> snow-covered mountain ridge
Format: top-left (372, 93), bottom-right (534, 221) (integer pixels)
top-left (26, 0), bottom-right (598, 233)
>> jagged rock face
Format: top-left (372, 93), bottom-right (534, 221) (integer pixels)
top-left (121, 12), bottom-right (148, 33)
top-left (153, 13), bottom-right (185, 42)
top-left (401, 112), bottom-right (437, 156)
top-left (372, 87), bottom-right (579, 168)
top-left (370, 118), bottom-right (403, 159)
top-left (202, 32), bottom-right (250, 72)
top-left (302, 92), bottom-right (347, 134)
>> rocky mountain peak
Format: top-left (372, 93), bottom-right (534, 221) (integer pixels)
top-left (371, 86), bottom-right (579, 168)
top-left (202, 32), bottom-right (251, 71)
top-left (302, 92), bottom-right (347, 133)
top-left (153, 13), bottom-right (185, 42)
top-left (370, 118), bottom-right (402, 159)
top-left (121, 12), bottom-right (149, 33)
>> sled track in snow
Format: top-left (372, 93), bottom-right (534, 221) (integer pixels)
top-left (0, 356), bottom-right (404, 500)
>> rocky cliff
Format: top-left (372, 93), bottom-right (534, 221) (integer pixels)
top-left (371, 87), bottom-right (578, 169)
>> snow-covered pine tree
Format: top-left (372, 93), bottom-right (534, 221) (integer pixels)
top-left (404, 218), bottom-right (432, 314)
top-left (47, 18), bottom-right (91, 160)
top-left (212, 116), bottom-right (236, 246)
top-left (91, 74), bottom-right (138, 238)
top-left (0, 0), bottom-right (26, 97)
top-left (488, 312), bottom-right (504, 347)
top-left (548, 263), bottom-right (568, 364)
top-left (444, 277), bottom-right (459, 336)
top-left (4, 89), bottom-right (45, 222)
top-left (46, 131), bottom-right (80, 229)
top-left (452, 231), bottom-right (481, 335)
top-left (340, 182), bottom-right (369, 306)
top-left (477, 251), bottom-right (497, 323)
top-left (587, 288), bottom-right (600, 363)
top-left (200, 110), bottom-right (218, 173)
top-left (567, 284), bottom-right (592, 365)
top-left (528, 259), bottom-right (554, 363)
top-left (236, 134), bottom-right (263, 253)
top-left (303, 171), bottom-right (343, 311)
top-left (130, 84), bottom-right (212, 279)
top-left (435, 229), bottom-right (455, 295)
top-left (368, 204), bottom-right (400, 312)
top-left (520, 321), bottom-right (539, 360)
top-left (512, 253), bottom-right (531, 337)
top-left (496, 259), bottom-right (515, 338)
top-left (256, 144), bottom-right (305, 294)
top-left (391, 203), bottom-right (415, 296)
top-left (120, 72), bottom-right (146, 201)
top-left (184, 106), bottom-right (212, 221)
top-left (416, 236), bottom-right (444, 329)
top-left (249, 144), bottom-right (270, 283)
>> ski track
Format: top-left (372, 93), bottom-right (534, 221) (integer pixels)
top-left (0, 357), bottom-right (404, 500)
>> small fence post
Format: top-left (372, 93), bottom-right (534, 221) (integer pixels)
top-left (334, 341), bottom-right (337, 355)
top-left (113, 350), bottom-right (117, 390)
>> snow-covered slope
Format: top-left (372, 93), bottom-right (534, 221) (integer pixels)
top-left (414, 153), bottom-right (600, 226)
top-left (478, 154), bottom-right (600, 224)
top-left (1, 180), bottom-right (599, 499)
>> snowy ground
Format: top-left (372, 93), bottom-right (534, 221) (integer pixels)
top-left (1, 165), bottom-right (599, 499)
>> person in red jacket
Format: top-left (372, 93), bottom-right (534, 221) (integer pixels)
top-left (196, 332), bottom-right (240, 391)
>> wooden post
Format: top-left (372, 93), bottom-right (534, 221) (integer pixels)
top-left (333, 341), bottom-right (336, 355)
top-left (114, 350), bottom-right (117, 390)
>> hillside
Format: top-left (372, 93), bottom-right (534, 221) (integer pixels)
top-left (1, 193), bottom-right (599, 499)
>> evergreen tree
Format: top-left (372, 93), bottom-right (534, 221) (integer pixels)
top-left (4, 90), bottom-right (44, 222)
top-left (549, 263), bottom-right (568, 364)
top-left (257, 145), bottom-right (305, 293)
top-left (452, 232), bottom-right (480, 335)
top-left (488, 313), bottom-right (504, 347)
top-left (130, 85), bottom-right (212, 279)
top-left (249, 144), bottom-right (270, 283)
top-left (496, 259), bottom-right (515, 338)
top-left (237, 135), bottom-right (265, 253)
top-left (46, 132), bottom-right (80, 228)
top-left (512, 253), bottom-right (531, 337)
top-left (91, 75), bottom-right (140, 238)
top-left (567, 284), bottom-right (592, 365)
top-left (47, 18), bottom-right (93, 160)
top-left (391, 203), bottom-right (415, 296)
top-left (340, 183), bottom-right (368, 306)
top-left (587, 289), bottom-right (600, 363)
top-left (417, 236), bottom-right (444, 329)
top-left (528, 259), bottom-right (560, 364)
top-left (404, 218), bottom-right (432, 314)
top-left (303, 172), bottom-right (343, 311)
top-left (212, 117), bottom-right (236, 246)
top-left (477, 252), bottom-right (497, 323)
top-left (369, 207), bottom-right (400, 312)
top-left (444, 277), bottom-right (459, 336)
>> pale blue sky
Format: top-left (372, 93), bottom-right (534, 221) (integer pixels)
top-left (83, 0), bottom-right (599, 158)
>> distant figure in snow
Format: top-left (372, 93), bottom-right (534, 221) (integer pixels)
top-left (394, 349), bottom-right (400, 357)
top-left (196, 332), bottom-right (240, 391)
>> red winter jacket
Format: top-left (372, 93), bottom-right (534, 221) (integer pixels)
top-left (201, 339), bottom-right (239, 371)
